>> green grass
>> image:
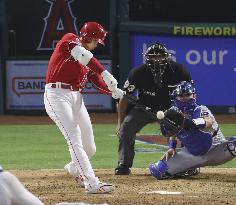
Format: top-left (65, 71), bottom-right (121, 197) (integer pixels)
top-left (0, 123), bottom-right (235, 170)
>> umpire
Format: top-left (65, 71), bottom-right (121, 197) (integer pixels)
top-left (115, 42), bottom-right (192, 175)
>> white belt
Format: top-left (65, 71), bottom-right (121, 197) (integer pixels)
top-left (46, 82), bottom-right (82, 91)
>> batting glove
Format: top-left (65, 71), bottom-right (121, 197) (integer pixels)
top-left (101, 70), bottom-right (118, 91)
top-left (112, 88), bottom-right (125, 99)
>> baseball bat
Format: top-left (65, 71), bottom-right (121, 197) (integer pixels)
top-left (124, 94), bottom-right (182, 135)
top-left (124, 94), bottom-right (158, 119)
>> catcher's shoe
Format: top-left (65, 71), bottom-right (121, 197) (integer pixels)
top-left (86, 182), bottom-right (114, 194)
top-left (115, 165), bottom-right (131, 175)
top-left (173, 167), bottom-right (200, 178)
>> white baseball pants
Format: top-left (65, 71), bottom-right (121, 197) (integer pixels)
top-left (44, 85), bottom-right (99, 189)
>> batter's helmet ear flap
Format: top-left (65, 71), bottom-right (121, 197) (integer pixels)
top-left (80, 22), bottom-right (107, 46)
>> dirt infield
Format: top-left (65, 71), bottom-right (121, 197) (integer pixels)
top-left (2, 114), bottom-right (236, 204)
top-left (12, 168), bottom-right (236, 205)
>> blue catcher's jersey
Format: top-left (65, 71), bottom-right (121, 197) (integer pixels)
top-left (176, 105), bottom-right (225, 156)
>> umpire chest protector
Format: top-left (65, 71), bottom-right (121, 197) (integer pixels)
top-left (126, 61), bottom-right (191, 111)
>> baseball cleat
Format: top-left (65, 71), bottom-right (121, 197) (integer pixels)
top-left (64, 163), bottom-right (85, 187)
top-left (74, 176), bottom-right (85, 188)
top-left (86, 182), bottom-right (114, 194)
top-left (174, 167), bottom-right (200, 178)
top-left (64, 162), bottom-right (80, 177)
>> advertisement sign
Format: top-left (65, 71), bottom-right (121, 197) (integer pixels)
top-left (131, 35), bottom-right (236, 106)
top-left (6, 60), bottom-right (112, 110)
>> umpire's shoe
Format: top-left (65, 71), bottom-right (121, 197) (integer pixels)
top-left (115, 164), bottom-right (131, 175)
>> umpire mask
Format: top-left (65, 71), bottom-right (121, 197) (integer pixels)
top-left (144, 42), bottom-right (170, 87)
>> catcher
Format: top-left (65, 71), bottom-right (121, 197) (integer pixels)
top-left (149, 81), bottom-right (236, 179)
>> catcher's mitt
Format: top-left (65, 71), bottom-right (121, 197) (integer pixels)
top-left (160, 107), bottom-right (185, 137)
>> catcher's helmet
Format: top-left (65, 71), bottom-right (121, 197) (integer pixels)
top-left (144, 42), bottom-right (170, 68)
top-left (173, 80), bottom-right (196, 97)
top-left (172, 81), bottom-right (197, 112)
top-left (80, 22), bottom-right (107, 45)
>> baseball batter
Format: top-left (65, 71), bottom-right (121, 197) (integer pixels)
top-left (44, 22), bottom-right (124, 193)
top-left (149, 81), bottom-right (236, 179)
top-left (0, 165), bottom-right (44, 205)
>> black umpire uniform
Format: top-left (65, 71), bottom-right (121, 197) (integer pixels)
top-left (115, 42), bottom-right (191, 175)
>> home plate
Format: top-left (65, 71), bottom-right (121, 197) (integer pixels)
top-left (140, 190), bottom-right (183, 195)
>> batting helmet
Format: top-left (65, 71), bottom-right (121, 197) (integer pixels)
top-left (80, 22), bottom-right (107, 45)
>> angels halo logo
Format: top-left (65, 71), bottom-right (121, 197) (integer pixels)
top-left (37, 0), bottom-right (78, 50)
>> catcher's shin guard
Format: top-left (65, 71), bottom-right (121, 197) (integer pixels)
top-left (227, 136), bottom-right (236, 156)
top-left (228, 136), bottom-right (236, 143)
top-left (149, 160), bottom-right (169, 180)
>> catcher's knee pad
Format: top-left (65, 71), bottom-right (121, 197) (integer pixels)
top-left (149, 160), bottom-right (169, 180)
top-left (227, 136), bottom-right (236, 156)
top-left (228, 136), bottom-right (236, 143)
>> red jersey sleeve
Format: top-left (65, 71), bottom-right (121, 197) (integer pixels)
top-left (87, 57), bottom-right (105, 74)
top-left (87, 71), bottom-right (111, 95)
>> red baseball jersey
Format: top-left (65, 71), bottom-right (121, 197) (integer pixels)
top-left (46, 33), bottom-right (111, 95)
